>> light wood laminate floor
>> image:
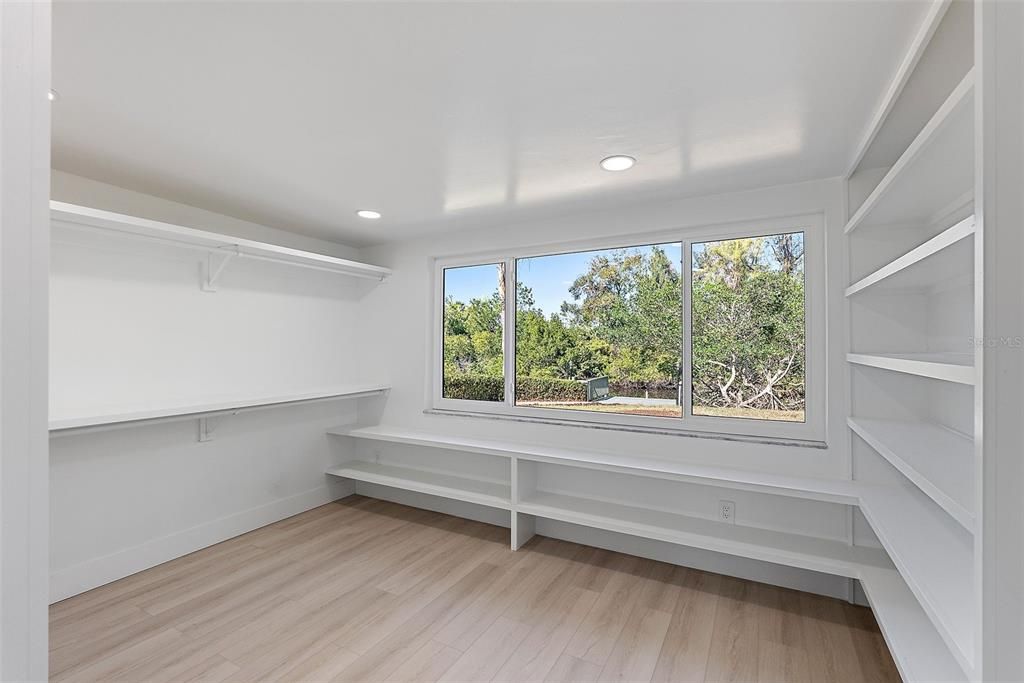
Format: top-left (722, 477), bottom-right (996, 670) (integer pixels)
top-left (50, 496), bottom-right (900, 682)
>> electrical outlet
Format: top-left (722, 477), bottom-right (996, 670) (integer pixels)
top-left (719, 500), bottom-right (736, 524)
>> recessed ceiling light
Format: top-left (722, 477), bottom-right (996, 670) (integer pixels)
top-left (356, 210), bottom-right (382, 219)
top-left (600, 155), bottom-right (635, 171)
top-left (48, 89), bottom-right (58, 102)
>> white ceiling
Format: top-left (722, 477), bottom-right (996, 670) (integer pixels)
top-left (53, 1), bottom-right (929, 247)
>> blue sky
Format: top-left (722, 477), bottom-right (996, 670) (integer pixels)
top-left (443, 233), bottom-right (802, 318)
top-left (444, 242), bottom-right (682, 318)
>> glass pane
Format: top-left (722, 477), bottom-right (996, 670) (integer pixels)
top-left (691, 232), bottom-right (805, 422)
top-left (442, 263), bottom-right (505, 401)
top-left (515, 243), bottom-right (682, 418)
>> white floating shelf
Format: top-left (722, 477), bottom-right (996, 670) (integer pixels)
top-left (518, 491), bottom-right (891, 579)
top-left (51, 201), bottom-right (392, 282)
top-left (847, 352), bottom-right (975, 385)
top-left (329, 425), bottom-right (862, 505)
top-left (859, 484), bottom-right (975, 673)
top-left (50, 384), bottom-right (390, 433)
top-left (859, 566), bottom-right (968, 682)
top-left (849, 417), bottom-right (974, 532)
top-left (326, 461), bottom-right (511, 510)
top-left (846, 69), bottom-right (974, 234)
top-left (845, 216), bottom-right (975, 297)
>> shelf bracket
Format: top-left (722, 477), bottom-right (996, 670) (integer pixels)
top-left (196, 409), bottom-right (243, 442)
top-left (197, 417), bottom-right (216, 442)
top-left (201, 247), bottom-right (240, 292)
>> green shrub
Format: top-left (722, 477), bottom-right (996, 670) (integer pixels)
top-left (442, 374), bottom-right (504, 401)
top-left (442, 374), bottom-right (587, 402)
top-left (515, 376), bottom-right (586, 402)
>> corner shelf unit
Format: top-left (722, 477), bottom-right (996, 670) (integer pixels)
top-left (327, 425), bottom-right (964, 682)
top-left (845, 5), bottom-right (980, 679)
top-left (51, 201), bottom-right (392, 283)
top-left (326, 426), bottom-right (889, 578)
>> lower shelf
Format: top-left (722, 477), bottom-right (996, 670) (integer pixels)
top-left (860, 566), bottom-right (968, 682)
top-left (326, 461), bottom-right (511, 510)
top-left (517, 491), bottom-right (890, 579)
top-left (859, 484), bottom-right (975, 672)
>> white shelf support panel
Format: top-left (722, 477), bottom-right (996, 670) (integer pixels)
top-left (847, 352), bottom-right (975, 385)
top-left (50, 384), bottom-right (390, 438)
top-left (51, 201), bottom-right (393, 285)
top-left (845, 216), bottom-right (975, 297)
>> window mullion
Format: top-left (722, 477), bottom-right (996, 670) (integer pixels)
top-left (681, 240), bottom-right (694, 419)
top-left (503, 257), bottom-right (516, 408)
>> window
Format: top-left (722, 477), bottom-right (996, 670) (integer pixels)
top-left (433, 217), bottom-right (819, 440)
top-left (691, 233), bottom-right (805, 422)
top-left (515, 243), bottom-right (683, 418)
top-left (442, 263), bottom-right (506, 402)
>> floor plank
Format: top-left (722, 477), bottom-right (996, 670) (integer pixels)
top-left (50, 496), bottom-right (899, 683)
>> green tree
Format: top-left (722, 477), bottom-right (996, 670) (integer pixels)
top-left (562, 246), bottom-right (681, 387)
top-left (691, 239), bottom-right (805, 411)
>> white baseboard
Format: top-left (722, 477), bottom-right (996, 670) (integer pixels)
top-left (50, 484), bottom-right (348, 603)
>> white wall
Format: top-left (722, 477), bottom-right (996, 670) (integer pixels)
top-left (1, 2), bottom-right (50, 678)
top-left (352, 177), bottom-right (861, 598)
top-left (49, 172), bottom-right (371, 601)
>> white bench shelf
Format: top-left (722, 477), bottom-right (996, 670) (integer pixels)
top-left (327, 425), bottom-right (860, 505)
top-left (51, 201), bottom-right (392, 282)
top-left (845, 69), bottom-right (974, 234)
top-left (51, 384), bottom-right (390, 435)
top-left (326, 461), bottom-right (511, 510)
top-left (848, 417), bottom-right (974, 531)
top-left (847, 352), bottom-right (975, 385)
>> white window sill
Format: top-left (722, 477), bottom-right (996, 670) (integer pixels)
top-left (423, 408), bottom-right (828, 450)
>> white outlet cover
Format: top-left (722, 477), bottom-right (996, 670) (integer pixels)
top-left (719, 500), bottom-right (736, 524)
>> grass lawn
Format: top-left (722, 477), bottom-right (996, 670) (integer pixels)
top-left (519, 401), bottom-right (805, 422)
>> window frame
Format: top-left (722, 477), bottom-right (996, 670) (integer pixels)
top-left (430, 213), bottom-right (825, 443)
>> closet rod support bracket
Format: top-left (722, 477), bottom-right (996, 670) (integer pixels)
top-left (201, 247), bottom-right (240, 292)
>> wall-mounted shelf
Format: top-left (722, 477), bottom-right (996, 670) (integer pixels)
top-left (848, 417), bottom-right (974, 531)
top-left (845, 69), bottom-right (974, 234)
top-left (847, 352), bottom-right (975, 385)
top-left (845, 216), bottom-right (975, 297)
top-left (50, 384), bottom-right (390, 437)
top-left (51, 201), bottom-right (392, 284)
top-left (326, 461), bottom-right (511, 510)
